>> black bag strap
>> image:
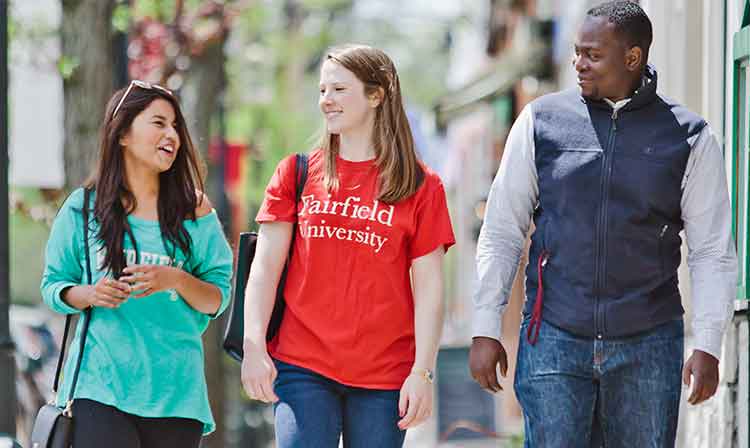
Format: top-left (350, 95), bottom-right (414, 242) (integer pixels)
top-left (51, 188), bottom-right (94, 412)
top-left (51, 318), bottom-right (69, 393)
top-left (290, 153), bottom-right (309, 256)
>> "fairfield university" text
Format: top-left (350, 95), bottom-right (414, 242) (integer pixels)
top-left (298, 194), bottom-right (394, 253)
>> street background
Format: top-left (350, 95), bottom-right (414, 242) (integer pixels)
top-left (3, 0), bottom-right (749, 447)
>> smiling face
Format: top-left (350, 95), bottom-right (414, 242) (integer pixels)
top-left (573, 15), bottom-right (643, 101)
top-left (119, 98), bottom-right (181, 174)
top-left (318, 59), bottom-right (380, 136)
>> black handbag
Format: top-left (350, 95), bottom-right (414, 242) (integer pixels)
top-left (30, 188), bottom-right (94, 448)
top-left (223, 153), bottom-right (308, 361)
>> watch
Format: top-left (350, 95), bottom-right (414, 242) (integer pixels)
top-left (411, 368), bottom-right (434, 384)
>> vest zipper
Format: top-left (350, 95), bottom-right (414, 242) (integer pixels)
top-left (594, 108), bottom-right (619, 339)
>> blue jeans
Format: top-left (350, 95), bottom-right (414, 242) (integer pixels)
top-left (514, 318), bottom-right (684, 448)
top-left (272, 359), bottom-right (406, 448)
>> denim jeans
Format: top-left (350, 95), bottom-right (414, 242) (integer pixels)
top-left (272, 359), bottom-right (406, 448)
top-left (514, 318), bottom-right (684, 448)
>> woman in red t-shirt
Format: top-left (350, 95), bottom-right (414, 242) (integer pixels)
top-left (241, 44), bottom-right (455, 447)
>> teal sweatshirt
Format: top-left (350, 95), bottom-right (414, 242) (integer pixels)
top-left (40, 188), bottom-right (233, 434)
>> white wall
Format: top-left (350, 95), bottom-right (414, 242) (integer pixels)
top-left (703, 0), bottom-right (727, 135)
top-left (9, 0), bottom-right (65, 188)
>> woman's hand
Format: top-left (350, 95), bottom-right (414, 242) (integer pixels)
top-left (120, 264), bottom-right (184, 298)
top-left (241, 341), bottom-right (279, 403)
top-left (397, 371), bottom-right (434, 430)
top-left (85, 277), bottom-right (131, 308)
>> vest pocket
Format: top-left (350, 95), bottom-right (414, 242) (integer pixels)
top-left (658, 224), bottom-right (668, 277)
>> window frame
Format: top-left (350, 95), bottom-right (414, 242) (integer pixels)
top-left (732, 2), bottom-right (750, 301)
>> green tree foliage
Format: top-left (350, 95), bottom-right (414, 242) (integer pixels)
top-left (223, 0), bottom-right (453, 223)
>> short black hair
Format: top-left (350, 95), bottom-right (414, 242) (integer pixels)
top-left (587, 1), bottom-right (653, 61)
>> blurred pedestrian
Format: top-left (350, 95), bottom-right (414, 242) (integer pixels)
top-left (470, 1), bottom-right (737, 447)
top-left (241, 44), bottom-right (455, 447)
top-left (40, 81), bottom-right (233, 448)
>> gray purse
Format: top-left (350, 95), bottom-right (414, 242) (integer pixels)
top-left (30, 188), bottom-right (94, 448)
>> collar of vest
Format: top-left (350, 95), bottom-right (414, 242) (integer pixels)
top-left (581, 64), bottom-right (659, 113)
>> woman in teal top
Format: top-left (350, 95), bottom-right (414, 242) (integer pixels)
top-left (40, 80), bottom-right (233, 448)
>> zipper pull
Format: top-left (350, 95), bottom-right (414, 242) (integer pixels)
top-left (659, 224), bottom-right (668, 238)
top-left (541, 252), bottom-right (550, 268)
top-left (612, 109), bottom-right (619, 130)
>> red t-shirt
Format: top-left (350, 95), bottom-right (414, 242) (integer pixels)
top-left (256, 149), bottom-right (455, 389)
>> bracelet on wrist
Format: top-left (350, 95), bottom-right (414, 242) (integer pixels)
top-left (410, 367), bottom-right (434, 384)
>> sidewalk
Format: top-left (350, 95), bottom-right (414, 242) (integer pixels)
top-left (403, 414), bottom-right (522, 448)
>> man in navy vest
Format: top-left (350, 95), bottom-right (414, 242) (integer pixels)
top-left (469, 1), bottom-right (737, 446)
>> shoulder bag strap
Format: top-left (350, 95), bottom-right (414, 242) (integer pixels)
top-left (66, 188), bottom-right (94, 405)
top-left (288, 154), bottom-right (309, 259)
top-left (50, 188), bottom-right (94, 411)
top-left (51, 319), bottom-right (70, 394)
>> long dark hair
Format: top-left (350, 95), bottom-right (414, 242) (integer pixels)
top-left (86, 84), bottom-right (205, 278)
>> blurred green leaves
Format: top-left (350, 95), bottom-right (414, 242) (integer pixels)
top-left (131, 0), bottom-right (178, 22)
top-left (56, 55), bottom-right (79, 80)
top-left (112, 3), bottom-right (132, 33)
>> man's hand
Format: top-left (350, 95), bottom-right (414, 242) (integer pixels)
top-left (682, 349), bottom-right (720, 405)
top-left (469, 337), bottom-right (508, 393)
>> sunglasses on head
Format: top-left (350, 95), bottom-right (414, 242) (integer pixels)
top-left (112, 80), bottom-right (173, 118)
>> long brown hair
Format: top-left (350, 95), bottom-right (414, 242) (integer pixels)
top-left (318, 44), bottom-right (423, 204)
top-left (85, 84), bottom-right (205, 277)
